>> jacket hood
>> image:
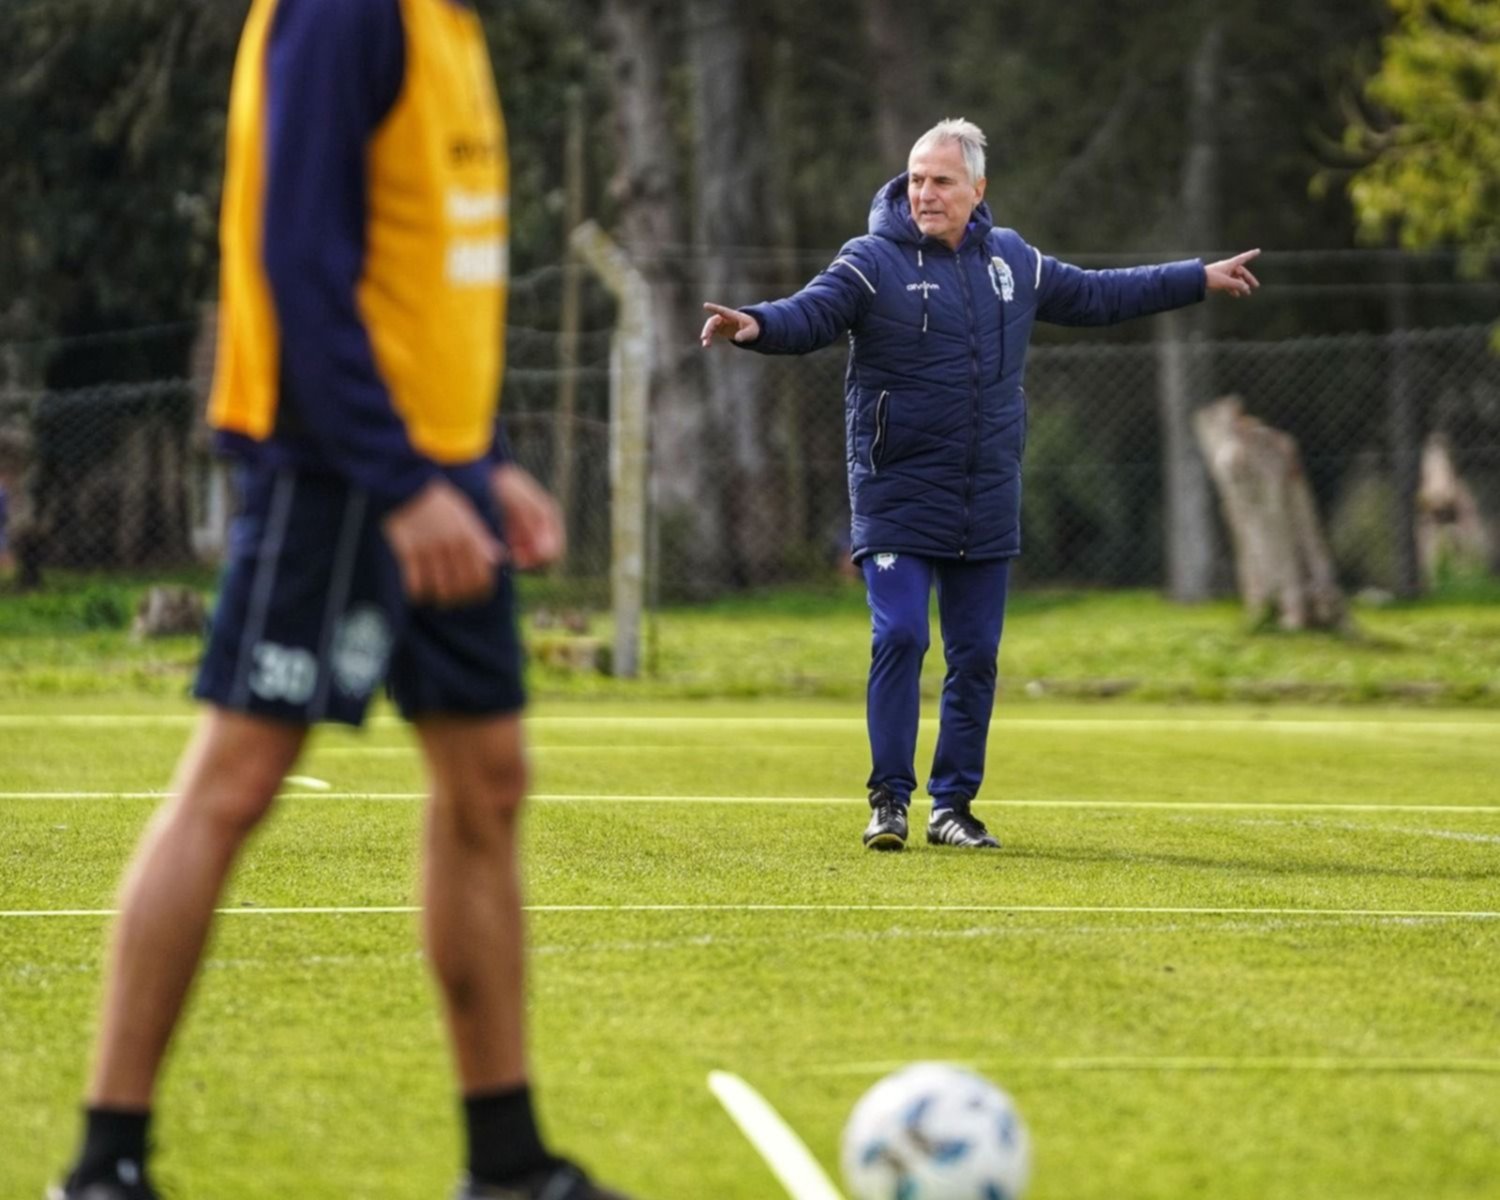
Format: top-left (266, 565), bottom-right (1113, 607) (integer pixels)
top-left (868, 172), bottom-right (995, 248)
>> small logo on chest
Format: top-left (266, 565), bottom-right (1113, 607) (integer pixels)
top-left (989, 256), bottom-right (1015, 302)
top-left (906, 280), bottom-right (941, 298)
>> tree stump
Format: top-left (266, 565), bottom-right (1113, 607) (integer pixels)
top-left (1193, 396), bottom-right (1347, 630)
top-left (1417, 432), bottom-right (1493, 584)
top-left (132, 585), bottom-right (207, 639)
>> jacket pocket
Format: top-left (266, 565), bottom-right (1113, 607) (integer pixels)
top-left (870, 390), bottom-right (890, 472)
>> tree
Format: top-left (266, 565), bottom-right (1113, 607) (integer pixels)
top-left (0, 0), bottom-right (245, 386)
top-left (600, 0), bottom-right (720, 594)
top-left (1157, 16), bottom-right (1227, 604)
top-left (1345, 0), bottom-right (1500, 261)
top-left (862, 0), bottom-right (939, 166)
top-left (689, 0), bottom-right (781, 585)
top-left (0, 0), bottom-right (245, 572)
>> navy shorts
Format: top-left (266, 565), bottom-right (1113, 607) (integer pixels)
top-left (194, 463), bottom-right (525, 726)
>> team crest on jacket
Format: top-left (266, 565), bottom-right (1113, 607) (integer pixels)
top-left (988, 256), bottom-right (1015, 302)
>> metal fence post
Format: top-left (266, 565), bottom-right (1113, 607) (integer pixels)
top-left (569, 220), bottom-right (650, 678)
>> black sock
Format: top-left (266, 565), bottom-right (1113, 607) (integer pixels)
top-left (464, 1084), bottom-right (553, 1185)
top-left (72, 1106), bottom-right (151, 1184)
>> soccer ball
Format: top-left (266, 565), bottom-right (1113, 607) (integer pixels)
top-left (840, 1062), bottom-right (1031, 1200)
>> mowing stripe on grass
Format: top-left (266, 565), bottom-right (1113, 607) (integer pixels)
top-left (3, 904), bottom-right (1497, 920)
top-left (708, 1071), bottom-right (845, 1200)
top-left (809, 1056), bottom-right (1500, 1077)
top-left (3, 790), bottom-right (1499, 815)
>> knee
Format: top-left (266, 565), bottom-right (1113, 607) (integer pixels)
top-left (165, 712), bottom-right (304, 843)
top-left (169, 759), bottom-right (283, 842)
top-left (874, 617), bottom-right (929, 659)
top-left (438, 749), bottom-right (529, 845)
top-left (947, 644), bottom-right (1000, 677)
top-left (473, 749), bottom-right (529, 817)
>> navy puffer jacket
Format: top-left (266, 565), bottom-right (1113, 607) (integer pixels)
top-left (741, 175), bottom-right (1206, 561)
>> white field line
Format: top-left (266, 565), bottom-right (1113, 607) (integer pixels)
top-left (2, 714), bottom-right (1499, 735)
top-left (807, 1056), bottom-right (1500, 1078)
top-left (315, 744), bottom-right (855, 756)
top-left (707, 1072), bottom-right (845, 1200)
top-left (2, 790), bottom-right (1497, 815)
top-left (3, 903), bottom-right (1497, 920)
top-left (534, 717), bottom-right (1500, 734)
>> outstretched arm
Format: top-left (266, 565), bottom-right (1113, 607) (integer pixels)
top-left (1035, 248), bottom-right (1260, 327)
top-left (700, 243), bottom-right (878, 355)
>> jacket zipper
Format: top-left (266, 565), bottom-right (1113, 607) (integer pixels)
top-left (870, 390), bottom-right (890, 473)
top-left (956, 252), bottom-right (981, 558)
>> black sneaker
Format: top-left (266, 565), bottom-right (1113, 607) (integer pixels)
top-left (47, 1161), bottom-right (160, 1200)
top-left (927, 801), bottom-right (1001, 848)
top-left (455, 1160), bottom-right (634, 1199)
top-left (862, 786), bottom-right (909, 851)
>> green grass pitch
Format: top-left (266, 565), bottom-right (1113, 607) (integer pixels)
top-left (2, 697), bottom-right (1498, 1198)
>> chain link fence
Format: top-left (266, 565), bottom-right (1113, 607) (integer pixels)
top-left (2, 251), bottom-right (1498, 614)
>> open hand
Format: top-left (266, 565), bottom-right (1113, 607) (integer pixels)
top-left (492, 463), bottom-right (565, 570)
top-left (382, 479), bottom-right (504, 606)
top-left (1205, 249), bottom-right (1261, 298)
top-left (700, 302), bottom-right (761, 347)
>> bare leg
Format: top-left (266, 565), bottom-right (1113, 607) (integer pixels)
top-left (415, 713), bottom-right (529, 1092)
top-left (88, 708), bottom-right (306, 1107)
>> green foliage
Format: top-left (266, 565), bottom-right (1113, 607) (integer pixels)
top-left (0, 0), bottom-right (246, 383)
top-left (0, 0), bottom-right (1407, 383)
top-left (1346, 0), bottom-right (1500, 259)
top-left (753, 0), bottom-right (1388, 259)
top-left (477, 0), bottom-right (612, 276)
top-left (0, 568), bottom-right (214, 636)
top-left (0, 582), bottom-right (130, 635)
top-left (4, 583), bottom-right (1498, 705)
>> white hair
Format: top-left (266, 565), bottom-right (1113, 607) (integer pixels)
top-left (910, 118), bottom-right (987, 185)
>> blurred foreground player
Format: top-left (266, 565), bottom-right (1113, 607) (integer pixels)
top-left (52, 1), bottom-right (633, 1198)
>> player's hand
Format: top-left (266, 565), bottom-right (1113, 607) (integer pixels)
top-left (382, 478), bottom-right (504, 606)
top-left (1205, 249), bottom-right (1261, 299)
top-left (491, 463), bottom-right (565, 570)
top-left (700, 302), bottom-right (761, 347)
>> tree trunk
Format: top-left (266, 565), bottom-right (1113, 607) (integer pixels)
top-left (602, 0), bottom-right (716, 594)
top-left (863, 0), bottom-right (938, 166)
top-left (1195, 396), bottom-right (1346, 631)
top-left (689, 0), bottom-right (779, 585)
top-left (763, 33), bottom-right (810, 550)
top-left (1158, 18), bottom-right (1223, 602)
top-left (1417, 432), bottom-right (1492, 584)
top-left (551, 85), bottom-right (587, 576)
top-left (1386, 273), bottom-right (1422, 598)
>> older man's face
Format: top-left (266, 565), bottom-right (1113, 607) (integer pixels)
top-left (907, 139), bottom-right (986, 249)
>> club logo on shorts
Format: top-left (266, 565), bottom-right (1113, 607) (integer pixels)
top-left (874, 553), bottom-right (898, 571)
top-left (331, 606), bottom-right (394, 698)
top-left (989, 255), bottom-right (1015, 302)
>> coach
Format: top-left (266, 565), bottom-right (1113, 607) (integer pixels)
top-left (701, 118), bottom-right (1259, 852)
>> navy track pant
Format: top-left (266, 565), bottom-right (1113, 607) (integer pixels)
top-left (861, 553), bottom-right (1011, 808)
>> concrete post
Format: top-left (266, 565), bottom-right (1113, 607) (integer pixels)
top-left (569, 220), bottom-right (650, 678)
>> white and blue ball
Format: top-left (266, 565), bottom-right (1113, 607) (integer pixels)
top-left (840, 1062), bottom-right (1031, 1200)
